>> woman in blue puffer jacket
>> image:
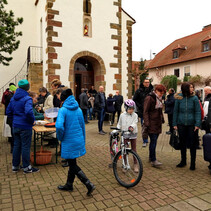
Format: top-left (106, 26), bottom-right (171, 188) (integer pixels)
top-left (56, 89), bottom-right (95, 196)
top-left (173, 82), bottom-right (201, 170)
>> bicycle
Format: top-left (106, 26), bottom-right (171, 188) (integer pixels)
top-left (110, 127), bottom-right (143, 188)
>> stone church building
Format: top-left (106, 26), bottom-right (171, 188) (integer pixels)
top-left (1, 0), bottom-right (135, 99)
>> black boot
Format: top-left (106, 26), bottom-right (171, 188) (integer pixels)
top-left (176, 161), bottom-right (186, 167)
top-left (76, 170), bottom-right (95, 196)
top-left (58, 183), bottom-right (73, 191)
top-left (176, 148), bottom-right (186, 167)
top-left (58, 169), bottom-right (74, 191)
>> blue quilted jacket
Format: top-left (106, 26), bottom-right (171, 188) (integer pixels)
top-left (56, 95), bottom-right (86, 159)
top-left (6, 88), bottom-right (35, 129)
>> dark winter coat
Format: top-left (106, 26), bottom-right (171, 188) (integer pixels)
top-left (6, 88), bottom-right (35, 129)
top-left (164, 93), bottom-right (175, 114)
top-left (143, 92), bottom-right (164, 134)
top-left (204, 93), bottom-right (211, 102)
top-left (173, 93), bottom-right (201, 127)
top-left (133, 83), bottom-right (153, 118)
top-left (114, 94), bottom-right (123, 111)
top-left (106, 97), bottom-right (115, 113)
top-left (94, 92), bottom-right (106, 112)
top-left (79, 92), bottom-right (88, 110)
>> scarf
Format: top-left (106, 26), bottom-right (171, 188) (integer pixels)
top-left (154, 91), bottom-right (163, 109)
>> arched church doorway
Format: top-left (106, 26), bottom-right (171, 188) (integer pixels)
top-left (74, 57), bottom-right (94, 101)
top-left (69, 51), bottom-right (106, 101)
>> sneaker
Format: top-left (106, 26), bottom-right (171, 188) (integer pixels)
top-left (23, 167), bottom-right (40, 174)
top-left (102, 130), bottom-right (107, 134)
top-left (134, 164), bottom-right (139, 173)
top-left (99, 131), bottom-right (106, 135)
top-left (151, 160), bottom-right (162, 167)
top-left (142, 143), bottom-right (147, 147)
top-left (12, 168), bottom-right (19, 173)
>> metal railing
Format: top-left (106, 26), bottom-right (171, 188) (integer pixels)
top-left (0, 46), bottom-right (43, 103)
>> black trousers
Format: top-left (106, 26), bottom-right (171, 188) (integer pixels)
top-left (67, 159), bottom-right (81, 183)
top-left (112, 110), bottom-right (121, 123)
top-left (167, 114), bottom-right (173, 133)
top-left (178, 125), bottom-right (196, 166)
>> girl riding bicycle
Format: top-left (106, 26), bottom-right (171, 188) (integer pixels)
top-left (117, 99), bottom-right (139, 172)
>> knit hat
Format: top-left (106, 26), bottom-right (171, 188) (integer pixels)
top-left (18, 79), bottom-right (30, 91)
top-left (9, 85), bottom-right (17, 92)
top-left (61, 89), bottom-right (73, 102)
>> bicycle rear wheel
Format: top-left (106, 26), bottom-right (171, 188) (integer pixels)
top-left (113, 149), bottom-right (143, 188)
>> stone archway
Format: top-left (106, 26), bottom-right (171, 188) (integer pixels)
top-left (69, 51), bottom-right (106, 94)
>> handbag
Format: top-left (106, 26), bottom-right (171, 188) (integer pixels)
top-left (169, 129), bottom-right (180, 150)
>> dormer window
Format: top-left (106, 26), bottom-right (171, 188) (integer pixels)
top-left (203, 42), bottom-right (210, 52)
top-left (172, 44), bottom-right (186, 59)
top-left (201, 35), bottom-right (211, 52)
top-left (173, 50), bottom-right (179, 59)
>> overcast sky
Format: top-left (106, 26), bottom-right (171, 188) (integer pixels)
top-left (122, 0), bottom-right (211, 61)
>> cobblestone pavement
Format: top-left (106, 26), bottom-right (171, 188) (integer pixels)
top-left (0, 113), bottom-right (211, 211)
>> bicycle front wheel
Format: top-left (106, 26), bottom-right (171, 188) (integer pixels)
top-left (113, 149), bottom-right (143, 188)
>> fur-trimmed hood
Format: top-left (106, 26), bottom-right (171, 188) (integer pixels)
top-left (174, 92), bottom-right (195, 100)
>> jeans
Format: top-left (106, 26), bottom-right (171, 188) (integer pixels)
top-left (87, 107), bottom-right (93, 120)
top-left (177, 125), bottom-right (196, 166)
top-left (149, 133), bottom-right (159, 162)
top-left (141, 117), bottom-right (148, 143)
top-left (98, 108), bottom-right (105, 132)
top-left (13, 127), bottom-right (32, 169)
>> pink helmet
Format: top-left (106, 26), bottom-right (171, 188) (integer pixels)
top-left (124, 99), bottom-right (135, 109)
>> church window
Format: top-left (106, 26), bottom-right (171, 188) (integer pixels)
top-left (83, 0), bottom-right (92, 37)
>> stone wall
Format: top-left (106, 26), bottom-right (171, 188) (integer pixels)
top-left (28, 63), bottom-right (43, 93)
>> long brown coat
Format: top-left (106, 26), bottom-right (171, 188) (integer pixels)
top-left (143, 92), bottom-right (164, 134)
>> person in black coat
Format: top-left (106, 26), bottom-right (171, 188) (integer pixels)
top-left (106, 94), bottom-right (115, 126)
top-left (94, 86), bottom-right (107, 135)
top-left (164, 88), bottom-right (175, 134)
top-left (133, 78), bottom-right (153, 146)
top-left (112, 90), bottom-right (123, 124)
top-left (88, 86), bottom-right (97, 97)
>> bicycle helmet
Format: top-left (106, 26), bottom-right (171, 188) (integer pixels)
top-left (124, 99), bottom-right (135, 110)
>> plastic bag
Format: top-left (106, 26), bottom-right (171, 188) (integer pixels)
top-left (2, 116), bottom-right (12, 137)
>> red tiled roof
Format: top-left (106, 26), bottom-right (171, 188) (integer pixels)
top-left (148, 25), bottom-right (211, 69)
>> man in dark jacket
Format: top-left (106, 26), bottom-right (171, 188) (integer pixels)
top-left (112, 90), bottom-right (123, 124)
top-left (79, 88), bottom-right (89, 123)
top-left (164, 88), bottom-right (175, 134)
top-left (133, 78), bottom-right (153, 147)
top-left (88, 86), bottom-right (97, 97)
top-left (94, 86), bottom-right (107, 135)
top-left (6, 79), bottom-right (39, 174)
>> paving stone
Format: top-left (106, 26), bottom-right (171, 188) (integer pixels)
top-left (186, 197), bottom-right (211, 210)
top-left (155, 205), bottom-right (177, 211)
top-left (171, 201), bottom-right (200, 211)
top-left (199, 192), bottom-right (211, 203)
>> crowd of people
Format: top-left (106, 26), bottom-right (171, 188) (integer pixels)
top-left (1, 77), bottom-right (211, 196)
